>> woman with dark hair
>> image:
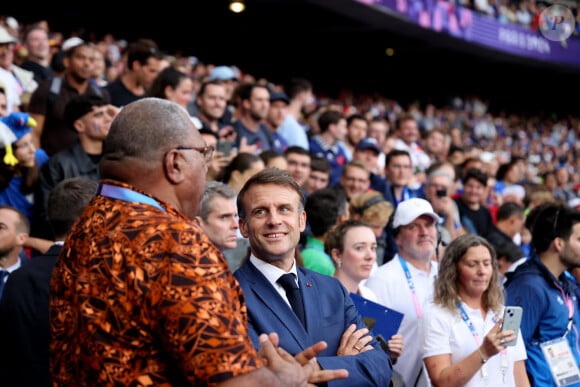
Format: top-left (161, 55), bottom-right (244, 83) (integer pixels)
top-left (422, 234), bottom-right (529, 387)
top-left (0, 113), bottom-right (48, 222)
top-left (259, 149), bottom-right (287, 170)
top-left (221, 152), bottom-right (264, 193)
top-left (146, 66), bottom-right (193, 110)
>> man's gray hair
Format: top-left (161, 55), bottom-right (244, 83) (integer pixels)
top-left (427, 169), bottom-right (452, 184)
top-left (198, 181), bottom-right (236, 220)
top-left (102, 98), bottom-right (192, 163)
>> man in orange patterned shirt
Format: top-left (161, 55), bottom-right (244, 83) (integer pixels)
top-left (49, 98), bottom-right (347, 386)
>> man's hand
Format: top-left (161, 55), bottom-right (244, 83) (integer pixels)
top-left (259, 333), bottom-right (348, 386)
top-left (104, 104), bottom-right (121, 119)
top-left (438, 196), bottom-right (455, 217)
top-left (238, 137), bottom-right (258, 155)
top-left (218, 125), bottom-right (236, 142)
top-left (207, 151), bottom-right (234, 180)
top-left (336, 324), bottom-right (373, 356)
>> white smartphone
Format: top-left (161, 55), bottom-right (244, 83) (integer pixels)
top-left (501, 306), bottom-right (523, 347)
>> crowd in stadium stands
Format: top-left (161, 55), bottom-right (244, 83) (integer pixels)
top-left (366, 0), bottom-right (580, 38)
top-left (470, 0), bottom-right (580, 35)
top-left (1, 14), bottom-right (580, 387)
top-left (458, 0), bottom-right (580, 36)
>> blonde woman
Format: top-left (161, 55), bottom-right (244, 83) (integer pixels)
top-left (348, 190), bottom-right (393, 266)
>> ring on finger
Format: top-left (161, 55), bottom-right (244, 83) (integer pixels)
top-left (500, 338), bottom-right (505, 345)
top-left (353, 345), bottom-right (362, 352)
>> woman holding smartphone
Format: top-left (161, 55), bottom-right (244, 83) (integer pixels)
top-left (421, 234), bottom-right (530, 387)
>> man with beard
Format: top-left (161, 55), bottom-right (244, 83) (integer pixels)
top-left (232, 83), bottom-right (286, 153)
top-left (505, 204), bottom-right (580, 386)
top-left (366, 198), bottom-right (441, 387)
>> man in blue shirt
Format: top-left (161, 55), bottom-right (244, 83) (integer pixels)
top-left (309, 110), bottom-right (348, 187)
top-left (505, 203), bottom-right (580, 387)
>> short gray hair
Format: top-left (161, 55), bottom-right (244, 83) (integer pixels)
top-left (102, 98), bottom-right (192, 164)
top-left (198, 181), bottom-right (236, 220)
top-left (427, 169), bottom-right (452, 185)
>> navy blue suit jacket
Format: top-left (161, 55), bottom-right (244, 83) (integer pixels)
top-left (235, 259), bottom-right (392, 386)
top-left (0, 244), bottom-right (61, 387)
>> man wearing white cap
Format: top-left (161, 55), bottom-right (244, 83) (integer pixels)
top-left (0, 26), bottom-right (23, 114)
top-left (0, 26), bottom-right (38, 106)
top-left (366, 197), bottom-right (440, 387)
top-left (500, 184), bottom-right (526, 207)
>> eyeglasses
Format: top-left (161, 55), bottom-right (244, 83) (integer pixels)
top-left (175, 145), bottom-right (215, 163)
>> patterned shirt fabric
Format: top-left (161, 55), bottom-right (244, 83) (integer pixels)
top-left (50, 179), bottom-right (262, 386)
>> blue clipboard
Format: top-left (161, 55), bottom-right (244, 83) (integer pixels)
top-left (350, 293), bottom-right (404, 341)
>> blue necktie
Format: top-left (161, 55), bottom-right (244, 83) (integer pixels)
top-left (0, 270), bottom-right (9, 301)
top-left (278, 273), bottom-right (306, 327)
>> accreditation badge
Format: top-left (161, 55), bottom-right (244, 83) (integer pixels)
top-left (541, 337), bottom-right (580, 386)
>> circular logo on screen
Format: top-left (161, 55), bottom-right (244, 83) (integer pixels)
top-left (539, 4), bottom-right (575, 41)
